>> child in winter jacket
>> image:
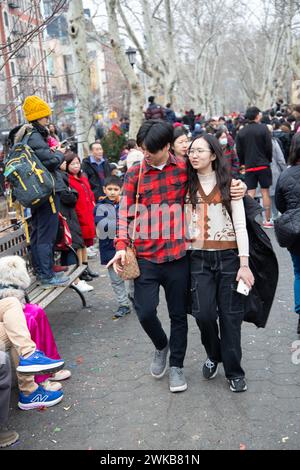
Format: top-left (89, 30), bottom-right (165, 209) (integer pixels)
top-left (65, 151), bottom-right (98, 293)
top-left (94, 176), bottom-right (131, 319)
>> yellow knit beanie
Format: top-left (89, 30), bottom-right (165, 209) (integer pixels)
top-left (22, 95), bottom-right (52, 122)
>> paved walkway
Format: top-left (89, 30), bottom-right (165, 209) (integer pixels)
top-left (6, 232), bottom-right (300, 450)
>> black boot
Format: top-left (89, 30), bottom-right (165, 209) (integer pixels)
top-left (83, 262), bottom-right (99, 278)
top-left (297, 317), bottom-right (300, 335)
top-left (79, 269), bottom-right (93, 282)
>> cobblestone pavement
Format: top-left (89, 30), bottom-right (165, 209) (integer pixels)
top-left (5, 231), bottom-right (300, 450)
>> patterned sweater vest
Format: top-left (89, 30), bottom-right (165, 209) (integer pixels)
top-left (185, 184), bottom-right (238, 250)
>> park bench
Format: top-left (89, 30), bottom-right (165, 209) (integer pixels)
top-left (0, 222), bottom-right (90, 309)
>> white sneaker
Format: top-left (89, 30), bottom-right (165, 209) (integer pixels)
top-left (87, 247), bottom-right (97, 258)
top-left (49, 369), bottom-right (71, 381)
top-left (40, 380), bottom-right (62, 391)
top-left (73, 280), bottom-right (94, 292)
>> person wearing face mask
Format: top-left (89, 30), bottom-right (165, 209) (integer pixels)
top-left (171, 126), bottom-right (190, 159)
top-left (216, 129), bottom-right (241, 179)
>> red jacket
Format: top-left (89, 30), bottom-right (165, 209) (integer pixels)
top-left (68, 174), bottom-right (95, 240)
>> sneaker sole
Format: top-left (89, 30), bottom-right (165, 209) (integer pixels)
top-left (18, 394), bottom-right (63, 410)
top-left (150, 361), bottom-right (168, 379)
top-left (0, 434), bottom-right (19, 448)
top-left (228, 379), bottom-right (248, 392)
top-left (170, 383), bottom-right (188, 393)
top-left (229, 385), bottom-right (247, 392)
top-left (16, 362), bottom-right (65, 375)
top-left (203, 364), bottom-right (219, 380)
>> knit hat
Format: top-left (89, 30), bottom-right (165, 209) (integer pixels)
top-left (22, 95), bottom-right (52, 122)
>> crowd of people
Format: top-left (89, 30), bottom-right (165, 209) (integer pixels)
top-left (0, 93), bottom-right (300, 447)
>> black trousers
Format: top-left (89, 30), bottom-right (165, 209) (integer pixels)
top-left (134, 256), bottom-right (189, 368)
top-left (190, 249), bottom-right (245, 379)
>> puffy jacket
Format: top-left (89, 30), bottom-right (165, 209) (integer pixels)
top-left (273, 130), bottom-right (292, 162)
top-left (145, 103), bottom-right (165, 120)
top-left (236, 122), bottom-right (273, 169)
top-left (14, 124), bottom-right (64, 190)
top-left (81, 156), bottom-right (112, 201)
top-left (165, 107), bottom-right (176, 123)
top-left (56, 171), bottom-right (84, 251)
top-left (269, 137), bottom-right (287, 196)
top-left (68, 174), bottom-right (95, 240)
top-left (94, 197), bottom-right (119, 265)
top-left (275, 164), bottom-right (300, 256)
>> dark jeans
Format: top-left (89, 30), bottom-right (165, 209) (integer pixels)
top-left (190, 249), bottom-right (245, 379)
top-left (291, 253), bottom-right (300, 315)
top-left (134, 256), bottom-right (189, 368)
top-left (30, 195), bottom-right (59, 279)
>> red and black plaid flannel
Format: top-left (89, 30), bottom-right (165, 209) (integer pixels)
top-left (115, 153), bottom-right (188, 263)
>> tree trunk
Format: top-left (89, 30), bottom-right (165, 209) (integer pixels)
top-left (105, 0), bottom-right (144, 139)
top-left (67, 0), bottom-right (93, 159)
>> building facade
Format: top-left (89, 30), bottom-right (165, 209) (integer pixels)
top-left (0, 0), bottom-right (51, 128)
top-left (43, 2), bottom-right (130, 126)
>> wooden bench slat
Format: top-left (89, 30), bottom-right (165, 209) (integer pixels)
top-left (0, 243), bottom-right (28, 257)
top-left (36, 266), bottom-right (87, 309)
top-left (0, 226), bottom-right (25, 244)
top-left (1, 224), bottom-right (89, 310)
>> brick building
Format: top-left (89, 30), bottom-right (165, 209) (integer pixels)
top-left (0, 0), bottom-right (51, 128)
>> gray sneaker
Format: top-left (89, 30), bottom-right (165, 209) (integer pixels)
top-left (169, 367), bottom-right (187, 393)
top-left (150, 342), bottom-right (169, 378)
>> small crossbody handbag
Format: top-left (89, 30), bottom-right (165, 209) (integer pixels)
top-left (118, 163), bottom-right (143, 281)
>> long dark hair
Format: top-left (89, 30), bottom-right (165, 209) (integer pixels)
top-left (289, 133), bottom-right (300, 165)
top-left (186, 133), bottom-right (232, 213)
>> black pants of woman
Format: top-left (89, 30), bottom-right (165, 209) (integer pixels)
top-left (190, 249), bottom-right (246, 380)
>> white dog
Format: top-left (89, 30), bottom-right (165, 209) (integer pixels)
top-left (0, 256), bottom-right (31, 305)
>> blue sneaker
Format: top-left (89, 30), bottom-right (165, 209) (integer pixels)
top-left (17, 350), bottom-right (64, 374)
top-left (18, 386), bottom-right (63, 410)
top-left (41, 275), bottom-right (70, 289)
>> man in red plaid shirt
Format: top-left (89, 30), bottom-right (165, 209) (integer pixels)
top-left (107, 120), bottom-right (245, 393)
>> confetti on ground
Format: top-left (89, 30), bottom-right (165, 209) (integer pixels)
top-left (76, 356), bottom-right (84, 364)
top-left (72, 332), bottom-right (81, 336)
top-left (282, 437), bottom-right (289, 443)
top-left (51, 440), bottom-right (57, 444)
top-left (240, 443), bottom-right (246, 450)
top-left (37, 406), bottom-right (47, 412)
top-left (53, 427), bottom-right (61, 433)
top-left (63, 406), bottom-right (71, 411)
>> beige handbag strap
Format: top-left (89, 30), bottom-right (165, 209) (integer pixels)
top-left (131, 161), bottom-right (143, 243)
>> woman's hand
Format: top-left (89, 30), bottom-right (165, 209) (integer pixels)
top-left (230, 179), bottom-right (247, 200)
top-left (236, 266), bottom-right (255, 289)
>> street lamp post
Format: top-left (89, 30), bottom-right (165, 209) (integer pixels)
top-left (125, 47), bottom-right (137, 68)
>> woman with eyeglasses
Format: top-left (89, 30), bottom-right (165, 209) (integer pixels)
top-left (185, 134), bottom-right (254, 393)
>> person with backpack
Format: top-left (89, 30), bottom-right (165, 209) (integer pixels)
top-left (144, 96), bottom-right (166, 121)
top-left (8, 96), bottom-right (69, 288)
